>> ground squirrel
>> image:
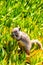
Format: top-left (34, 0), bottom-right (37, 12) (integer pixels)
top-left (11, 27), bottom-right (43, 55)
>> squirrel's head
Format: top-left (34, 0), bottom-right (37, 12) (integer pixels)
top-left (11, 27), bottom-right (21, 39)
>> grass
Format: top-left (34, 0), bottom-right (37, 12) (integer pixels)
top-left (0, 0), bottom-right (43, 65)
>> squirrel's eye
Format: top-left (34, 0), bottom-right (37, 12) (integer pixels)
top-left (14, 31), bottom-right (17, 33)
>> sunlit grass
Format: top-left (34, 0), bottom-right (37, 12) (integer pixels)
top-left (0, 0), bottom-right (43, 65)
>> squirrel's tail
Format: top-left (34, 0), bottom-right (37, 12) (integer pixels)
top-left (31, 40), bottom-right (43, 50)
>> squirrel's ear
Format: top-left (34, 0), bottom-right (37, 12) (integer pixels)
top-left (18, 27), bottom-right (21, 30)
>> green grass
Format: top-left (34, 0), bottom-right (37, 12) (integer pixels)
top-left (0, 0), bottom-right (43, 65)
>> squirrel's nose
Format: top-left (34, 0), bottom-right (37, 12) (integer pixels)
top-left (11, 32), bottom-right (14, 37)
